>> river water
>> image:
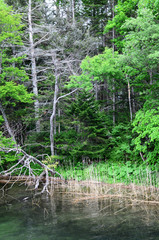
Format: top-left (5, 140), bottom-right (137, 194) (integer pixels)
top-left (0, 183), bottom-right (159, 240)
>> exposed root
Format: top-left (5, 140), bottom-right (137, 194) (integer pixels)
top-left (0, 146), bottom-right (64, 193)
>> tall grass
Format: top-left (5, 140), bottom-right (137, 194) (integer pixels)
top-left (57, 161), bottom-right (159, 187)
top-left (54, 161), bottom-right (159, 203)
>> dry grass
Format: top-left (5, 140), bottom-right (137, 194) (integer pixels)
top-left (50, 179), bottom-right (159, 205)
top-left (1, 175), bottom-right (159, 205)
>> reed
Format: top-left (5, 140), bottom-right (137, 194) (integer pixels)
top-left (54, 161), bottom-right (159, 204)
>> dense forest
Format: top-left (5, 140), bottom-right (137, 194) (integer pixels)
top-left (0, 0), bottom-right (159, 184)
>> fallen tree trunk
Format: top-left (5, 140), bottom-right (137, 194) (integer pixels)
top-left (0, 146), bottom-right (64, 193)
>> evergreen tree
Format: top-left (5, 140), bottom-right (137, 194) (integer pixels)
top-left (0, 0), bottom-right (33, 144)
top-left (104, 0), bottom-right (139, 51)
top-left (55, 91), bottom-right (109, 161)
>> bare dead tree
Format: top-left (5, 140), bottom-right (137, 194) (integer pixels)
top-left (28, 0), bottom-right (40, 132)
top-left (49, 53), bottom-right (79, 155)
top-left (71, 0), bottom-right (75, 26)
top-left (0, 103), bottom-right (16, 143)
top-left (127, 75), bottom-right (133, 122)
top-left (50, 54), bottom-right (59, 156)
top-left (112, 0), bottom-right (116, 126)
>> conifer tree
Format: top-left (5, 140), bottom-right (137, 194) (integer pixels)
top-left (104, 0), bottom-right (139, 51)
top-left (0, 0), bottom-right (33, 143)
top-left (55, 91), bottom-right (109, 161)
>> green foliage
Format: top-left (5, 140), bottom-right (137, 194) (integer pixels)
top-left (0, 0), bottom-right (33, 145)
top-left (42, 155), bottom-right (61, 169)
top-left (67, 47), bottom-right (123, 91)
top-left (0, 0), bottom-right (23, 45)
top-left (122, 8), bottom-right (159, 73)
top-left (23, 131), bottom-right (50, 156)
top-left (104, 0), bottom-right (139, 50)
top-left (57, 161), bottom-right (158, 186)
top-left (55, 91), bottom-right (109, 161)
top-left (0, 0), bottom-right (33, 113)
top-left (0, 82), bottom-right (33, 106)
top-left (0, 131), bottom-right (20, 165)
top-left (118, 7), bottom-right (159, 165)
top-left (119, 7), bottom-right (159, 115)
top-left (0, 0), bottom-right (159, 177)
top-left (80, 0), bottom-right (110, 39)
top-left (108, 123), bottom-right (133, 162)
top-left (138, 0), bottom-right (159, 14)
top-left (0, 116), bottom-right (4, 124)
top-left (132, 103), bottom-right (159, 164)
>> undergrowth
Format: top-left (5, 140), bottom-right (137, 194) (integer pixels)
top-left (56, 161), bottom-right (159, 187)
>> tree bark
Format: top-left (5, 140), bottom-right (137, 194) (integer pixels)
top-left (112, 83), bottom-right (115, 126)
top-left (132, 87), bottom-right (136, 114)
top-left (0, 102), bottom-right (16, 143)
top-left (50, 55), bottom-right (58, 156)
top-left (127, 75), bottom-right (133, 122)
top-left (50, 80), bottom-right (58, 156)
top-left (58, 104), bottom-right (61, 134)
top-left (71, 0), bottom-right (75, 26)
top-left (149, 70), bottom-right (153, 85)
top-left (112, 0), bottom-right (115, 126)
top-left (28, 0), bottom-right (40, 132)
top-left (56, 0), bottom-right (60, 17)
top-left (95, 82), bottom-right (98, 100)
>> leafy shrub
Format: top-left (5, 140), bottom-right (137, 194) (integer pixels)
top-left (133, 106), bottom-right (159, 164)
top-left (0, 131), bottom-right (20, 167)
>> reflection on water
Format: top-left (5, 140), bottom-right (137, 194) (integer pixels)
top-left (0, 183), bottom-right (159, 240)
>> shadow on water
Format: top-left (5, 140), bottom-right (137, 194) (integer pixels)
top-left (0, 182), bottom-right (159, 240)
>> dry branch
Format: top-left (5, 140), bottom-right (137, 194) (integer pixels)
top-left (0, 146), bottom-right (64, 193)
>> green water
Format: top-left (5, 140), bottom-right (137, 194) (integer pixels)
top-left (0, 184), bottom-right (159, 240)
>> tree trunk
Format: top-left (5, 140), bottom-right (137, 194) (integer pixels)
top-left (71, 0), bottom-right (75, 26)
top-left (50, 55), bottom-right (58, 156)
top-left (28, 0), bottom-right (40, 133)
top-left (112, 0), bottom-right (115, 126)
top-left (0, 102), bottom-right (16, 143)
top-left (112, 82), bottom-right (115, 126)
top-left (127, 75), bottom-right (133, 122)
top-left (149, 70), bottom-right (153, 85)
top-left (132, 87), bottom-right (136, 114)
top-left (56, 0), bottom-right (60, 17)
top-left (58, 104), bottom-right (61, 134)
top-left (95, 82), bottom-right (98, 100)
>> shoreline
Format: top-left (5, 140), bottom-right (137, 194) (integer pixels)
top-left (0, 175), bottom-right (159, 205)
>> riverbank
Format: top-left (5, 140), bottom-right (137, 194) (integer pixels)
top-left (55, 160), bottom-right (159, 204)
top-left (0, 173), bottom-right (159, 205)
top-left (0, 159), bottom-right (159, 205)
